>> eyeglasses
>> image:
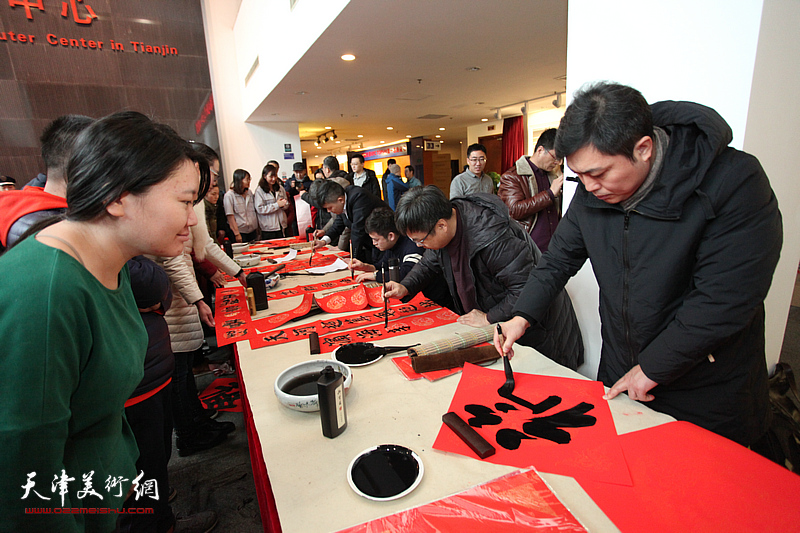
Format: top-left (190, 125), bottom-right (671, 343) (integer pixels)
top-left (546, 150), bottom-right (563, 163)
top-left (210, 168), bottom-right (219, 177)
top-left (410, 225), bottom-right (436, 245)
top-left (467, 157), bottom-right (487, 163)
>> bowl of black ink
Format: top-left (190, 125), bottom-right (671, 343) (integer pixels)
top-left (274, 359), bottom-right (353, 412)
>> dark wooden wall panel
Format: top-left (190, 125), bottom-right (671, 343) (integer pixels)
top-left (0, 0), bottom-right (217, 185)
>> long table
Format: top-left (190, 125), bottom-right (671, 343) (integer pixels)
top-left (231, 255), bottom-right (674, 533)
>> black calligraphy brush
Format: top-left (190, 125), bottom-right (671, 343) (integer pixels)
top-left (349, 239), bottom-right (354, 280)
top-left (309, 235), bottom-right (315, 266)
top-left (383, 264), bottom-right (389, 329)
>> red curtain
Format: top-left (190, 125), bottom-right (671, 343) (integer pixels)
top-left (501, 115), bottom-right (524, 173)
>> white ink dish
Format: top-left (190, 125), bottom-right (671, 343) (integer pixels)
top-left (347, 444), bottom-right (424, 501)
top-left (332, 343), bottom-right (383, 367)
top-left (273, 359), bottom-right (352, 412)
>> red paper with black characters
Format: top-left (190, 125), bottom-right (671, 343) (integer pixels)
top-left (434, 363), bottom-right (632, 486)
top-left (214, 286), bottom-right (250, 345)
top-left (268, 277), bottom-right (356, 301)
top-left (248, 295), bottom-right (444, 350)
top-left (249, 293), bottom-right (314, 332)
top-left (199, 377), bottom-right (242, 413)
top-left (318, 307), bottom-right (458, 353)
top-left (315, 284), bottom-right (369, 313)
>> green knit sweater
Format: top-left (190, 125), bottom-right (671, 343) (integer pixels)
top-left (0, 236), bottom-right (147, 532)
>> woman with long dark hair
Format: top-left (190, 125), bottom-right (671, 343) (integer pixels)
top-left (0, 111), bottom-right (209, 531)
top-left (254, 163), bottom-right (289, 240)
top-left (222, 168), bottom-right (258, 242)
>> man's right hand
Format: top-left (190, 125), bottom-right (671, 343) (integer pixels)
top-left (493, 316), bottom-right (530, 359)
top-left (383, 281), bottom-right (409, 300)
top-left (550, 175), bottom-right (565, 197)
top-left (349, 259), bottom-right (375, 273)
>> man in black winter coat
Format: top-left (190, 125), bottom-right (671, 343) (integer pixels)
top-left (311, 179), bottom-right (389, 263)
top-left (384, 185), bottom-right (583, 370)
top-left (496, 82), bottom-right (782, 448)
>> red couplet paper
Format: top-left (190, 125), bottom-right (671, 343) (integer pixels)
top-left (315, 283), bottom-right (369, 313)
top-left (319, 307), bottom-right (458, 353)
top-left (199, 377), bottom-right (241, 413)
top-left (578, 420), bottom-right (800, 533)
top-left (249, 293), bottom-right (314, 332)
top-left (434, 363), bottom-right (632, 486)
top-left (214, 286), bottom-right (251, 346)
top-left (336, 468), bottom-right (586, 533)
top-left (267, 277), bottom-right (356, 301)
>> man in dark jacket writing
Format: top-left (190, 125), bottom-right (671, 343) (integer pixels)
top-left (385, 185), bottom-right (583, 370)
top-left (495, 82), bottom-right (782, 447)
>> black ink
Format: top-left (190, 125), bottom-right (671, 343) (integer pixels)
top-left (496, 428), bottom-right (534, 450)
top-left (464, 405), bottom-right (504, 427)
top-left (518, 402), bottom-right (596, 444)
top-left (262, 330), bottom-right (288, 343)
top-left (499, 392), bottom-right (562, 414)
top-left (281, 371), bottom-right (323, 396)
top-left (495, 403), bottom-right (517, 413)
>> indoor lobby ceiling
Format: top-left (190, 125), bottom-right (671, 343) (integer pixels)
top-left (247, 0), bottom-right (567, 159)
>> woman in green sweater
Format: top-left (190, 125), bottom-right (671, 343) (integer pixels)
top-left (0, 111), bottom-right (209, 532)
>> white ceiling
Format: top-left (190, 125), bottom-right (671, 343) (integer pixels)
top-left (248, 0), bottom-right (567, 159)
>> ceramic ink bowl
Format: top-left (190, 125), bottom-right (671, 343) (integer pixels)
top-left (274, 359), bottom-right (353, 412)
top-left (234, 254), bottom-right (260, 268)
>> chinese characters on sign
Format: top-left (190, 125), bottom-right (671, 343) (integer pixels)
top-left (9, 0), bottom-right (95, 24)
top-left (21, 470), bottom-right (159, 505)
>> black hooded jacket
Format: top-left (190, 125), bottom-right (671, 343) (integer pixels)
top-left (513, 101), bottom-right (782, 445)
top-left (402, 193), bottom-right (583, 370)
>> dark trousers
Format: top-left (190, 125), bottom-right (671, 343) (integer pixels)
top-left (172, 348), bottom-right (205, 433)
top-left (119, 384), bottom-right (174, 533)
top-left (240, 229), bottom-right (259, 242)
top-left (261, 229), bottom-right (284, 240)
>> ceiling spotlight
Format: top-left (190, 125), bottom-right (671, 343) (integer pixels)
top-left (481, 118), bottom-right (488, 122)
top-left (357, 134), bottom-right (363, 138)
top-left (386, 127), bottom-right (393, 130)
top-left (435, 135), bottom-right (441, 138)
top-left (341, 54), bottom-right (356, 61)
top-left (439, 127), bottom-right (445, 131)
top-left (406, 135), bottom-right (412, 138)
top-left (331, 131), bottom-right (337, 140)
top-left (325, 126), bottom-right (332, 129)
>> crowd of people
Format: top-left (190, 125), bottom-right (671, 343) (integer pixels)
top-left (0, 81), bottom-right (785, 532)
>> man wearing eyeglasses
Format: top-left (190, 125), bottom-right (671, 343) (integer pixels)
top-left (449, 143), bottom-right (495, 199)
top-left (384, 185), bottom-right (583, 370)
top-left (498, 128), bottom-right (564, 253)
top-left (495, 82), bottom-right (782, 450)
